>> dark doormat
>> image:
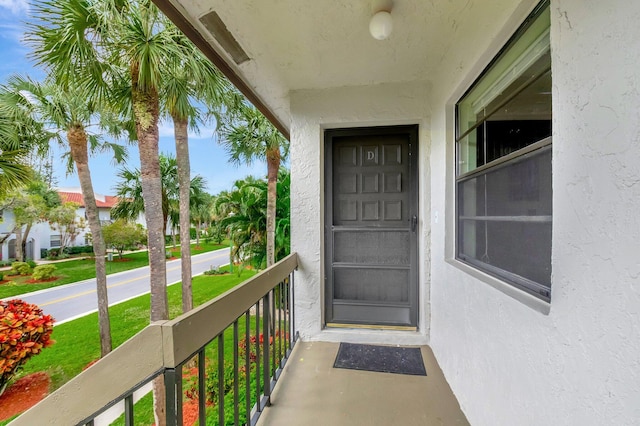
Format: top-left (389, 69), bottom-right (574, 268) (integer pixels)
top-left (333, 343), bottom-right (427, 376)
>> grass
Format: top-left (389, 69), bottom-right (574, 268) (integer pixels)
top-left (0, 240), bottom-right (228, 299)
top-left (0, 267), bottom-right (254, 426)
top-left (17, 267), bottom-right (252, 388)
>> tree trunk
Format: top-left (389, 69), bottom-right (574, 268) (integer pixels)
top-left (57, 227), bottom-right (66, 258)
top-left (68, 125), bottom-right (112, 356)
top-left (173, 115), bottom-right (193, 313)
top-left (132, 72), bottom-right (167, 322)
top-left (21, 224), bottom-right (31, 261)
top-left (265, 148), bottom-right (281, 267)
top-left (15, 227), bottom-right (23, 262)
top-left (132, 67), bottom-right (167, 426)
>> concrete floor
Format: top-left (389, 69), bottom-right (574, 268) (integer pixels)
top-left (257, 341), bottom-right (469, 426)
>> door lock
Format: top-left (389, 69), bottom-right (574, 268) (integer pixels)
top-left (411, 215), bottom-right (418, 232)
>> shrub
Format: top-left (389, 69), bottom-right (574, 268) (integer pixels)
top-left (47, 248), bottom-right (60, 259)
top-left (203, 266), bottom-right (226, 275)
top-left (0, 299), bottom-right (55, 393)
top-left (0, 272), bottom-right (4, 281)
top-left (26, 260), bottom-right (37, 269)
top-left (32, 265), bottom-right (57, 281)
top-left (64, 245), bottom-right (94, 255)
top-left (10, 262), bottom-right (32, 276)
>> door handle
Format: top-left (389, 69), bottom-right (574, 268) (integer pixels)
top-left (411, 215), bottom-right (418, 232)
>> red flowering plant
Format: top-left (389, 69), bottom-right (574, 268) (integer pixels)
top-left (0, 299), bottom-right (55, 395)
top-left (238, 330), bottom-right (290, 363)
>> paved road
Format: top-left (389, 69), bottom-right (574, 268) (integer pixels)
top-left (9, 248), bottom-right (231, 324)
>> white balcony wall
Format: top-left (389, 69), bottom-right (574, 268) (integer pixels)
top-left (428, 1), bottom-right (640, 425)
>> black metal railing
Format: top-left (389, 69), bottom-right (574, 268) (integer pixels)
top-left (10, 253), bottom-right (298, 426)
top-left (164, 274), bottom-right (296, 426)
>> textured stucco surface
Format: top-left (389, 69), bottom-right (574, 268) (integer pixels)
top-left (429, 1), bottom-right (640, 425)
top-left (167, 0), bottom-right (640, 423)
top-left (171, 0), bottom-right (525, 135)
top-left (290, 81), bottom-right (432, 346)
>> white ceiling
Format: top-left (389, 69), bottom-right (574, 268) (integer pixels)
top-left (164, 0), bottom-right (529, 131)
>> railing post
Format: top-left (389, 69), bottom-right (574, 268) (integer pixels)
top-left (245, 312), bottom-right (252, 424)
top-left (165, 369), bottom-right (178, 426)
top-left (218, 333), bottom-right (225, 426)
top-left (290, 271), bottom-right (295, 343)
top-left (255, 301), bottom-right (261, 413)
top-left (233, 320), bottom-right (240, 425)
top-left (198, 350), bottom-right (206, 426)
top-left (262, 293), bottom-right (271, 405)
top-left (124, 394), bottom-right (134, 426)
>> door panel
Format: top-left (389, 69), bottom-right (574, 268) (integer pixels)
top-left (325, 126), bottom-right (418, 327)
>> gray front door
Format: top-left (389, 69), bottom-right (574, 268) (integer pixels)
top-left (325, 125), bottom-right (418, 327)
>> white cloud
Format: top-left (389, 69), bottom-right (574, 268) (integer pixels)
top-left (0, 0), bottom-right (29, 15)
top-left (0, 23), bottom-right (26, 45)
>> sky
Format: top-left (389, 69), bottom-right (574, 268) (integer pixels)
top-left (0, 0), bottom-right (268, 196)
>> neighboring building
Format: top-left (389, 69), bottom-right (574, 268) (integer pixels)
top-left (146, 0), bottom-right (640, 424)
top-left (0, 208), bottom-right (47, 261)
top-left (58, 189), bottom-right (120, 227)
top-left (0, 188), bottom-right (121, 261)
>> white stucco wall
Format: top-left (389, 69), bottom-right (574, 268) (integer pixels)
top-left (428, 0), bottom-right (640, 425)
top-left (290, 81), bottom-right (432, 346)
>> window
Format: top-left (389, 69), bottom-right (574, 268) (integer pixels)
top-left (455, 1), bottom-right (551, 301)
top-left (50, 235), bottom-right (61, 248)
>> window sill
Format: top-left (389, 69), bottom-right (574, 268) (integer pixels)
top-left (445, 258), bottom-right (551, 315)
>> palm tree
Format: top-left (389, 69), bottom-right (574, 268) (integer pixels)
top-left (28, 1), bottom-right (190, 420)
top-left (215, 172), bottom-right (290, 267)
top-left (112, 154), bottom-right (207, 236)
top-left (274, 169), bottom-right (291, 261)
top-left (0, 75), bottom-right (126, 356)
top-left (0, 127), bottom-right (32, 195)
top-left (29, 0), bottom-right (185, 332)
top-left (0, 82), bottom-right (51, 195)
top-left (190, 192), bottom-right (214, 247)
top-left (161, 40), bottom-right (231, 313)
top-left (217, 102), bottom-right (289, 267)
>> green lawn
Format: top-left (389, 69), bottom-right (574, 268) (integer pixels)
top-left (0, 268), bottom-right (254, 425)
top-left (0, 240), bottom-right (228, 299)
top-left (17, 267), bottom-right (250, 388)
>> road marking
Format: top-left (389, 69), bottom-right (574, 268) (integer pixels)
top-left (38, 252), bottom-right (228, 307)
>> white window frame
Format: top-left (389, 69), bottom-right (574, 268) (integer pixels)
top-left (453, 0), bottom-right (552, 305)
top-left (50, 234), bottom-right (62, 248)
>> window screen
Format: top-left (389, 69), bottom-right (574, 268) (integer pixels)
top-left (455, 1), bottom-right (552, 301)
top-left (50, 235), bottom-right (61, 248)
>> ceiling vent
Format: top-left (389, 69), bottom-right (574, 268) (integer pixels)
top-left (199, 11), bottom-right (250, 65)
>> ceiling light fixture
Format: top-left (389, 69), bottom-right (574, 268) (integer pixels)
top-left (369, 10), bottom-right (393, 40)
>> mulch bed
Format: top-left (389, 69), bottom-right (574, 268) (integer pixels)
top-left (0, 373), bottom-right (50, 421)
top-left (24, 277), bottom-right (59, 284)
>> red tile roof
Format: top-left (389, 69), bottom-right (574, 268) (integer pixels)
top-left (58, 192), bottom-right (119, 208)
